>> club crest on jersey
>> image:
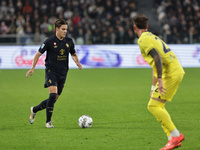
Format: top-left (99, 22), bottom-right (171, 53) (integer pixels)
top-left (60, 49), bottom-right (65, 55)
top-left (170, 54), bottom-right (176, 60)
top-left (66, 43), bottom-right (69, 48)
top-left (54, 42), bottom-right (57, 48)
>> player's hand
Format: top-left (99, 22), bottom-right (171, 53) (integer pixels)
top-left (26, 68), bottom-right (34, 77)
top-left (158, 78), bottom-right (167, 96)
top-left (77, 63), bottom-right (82, 70)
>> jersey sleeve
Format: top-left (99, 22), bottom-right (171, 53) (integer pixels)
top-left (69, 39), bottom-right (76, 55)
top-left (139, 36), bottom-right (154, 55)
top-left (38, 39), bottom-right (49, 54)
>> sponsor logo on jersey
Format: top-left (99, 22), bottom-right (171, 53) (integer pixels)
top-left (60, 49), bottom-right (65, 55)
top-left (54, 42), bottom-right (57, 48)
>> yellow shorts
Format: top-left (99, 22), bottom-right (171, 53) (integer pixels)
top-left (152, 74), bottom-right (184, 101)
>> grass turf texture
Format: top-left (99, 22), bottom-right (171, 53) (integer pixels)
top-left (0, 68), bottom-right (200, 150)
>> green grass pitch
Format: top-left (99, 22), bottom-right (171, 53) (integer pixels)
top-left (0, 68), bottom-right (200, 150)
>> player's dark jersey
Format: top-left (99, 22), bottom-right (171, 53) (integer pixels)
top-left (39, 35), bottom-right (76, 76)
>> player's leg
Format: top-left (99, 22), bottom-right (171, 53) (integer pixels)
top-left (162, 124), bottom-right (171, 140)
top-left (149, 74), bottom-right (184, 149)
top-left (56, 77), bottom-right (65, 98)
top-left (159, 124), bottom-right (184, 149)
top-left (150, 105), bottom-right (183, 149)
top-left (30, 96), bottom-right (59, 124)
top-left (43, 70), bottom-right (58, 128)
top-left (29, 70), bottom-right (58, 125)
top-left (32, 99), bottom-right (48, 113)
top-left (147, 99), bottom-right (184, 150)
top-left (159, 106), bottom-right (175, 141)
top-left (30, 99), bottom-right (49, 124)
top-left (45, 86), bottom-right (57, 128)
top-left (147, 99), bottom-right (178, 135)
top-left (45, 76), bottom-right (65, 128)
top-left (31, 95), bottom-right (60, 113)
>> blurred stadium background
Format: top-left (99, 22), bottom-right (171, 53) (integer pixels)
top-left (1, 0), bottom-right (200, 69)
top-left (0, 0), bottom-right (199, 45)
top-left (1, 1), bottom-right (200, 150)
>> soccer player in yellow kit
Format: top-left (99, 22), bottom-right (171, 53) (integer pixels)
top-left (133, 14), bottom-right (185, 150)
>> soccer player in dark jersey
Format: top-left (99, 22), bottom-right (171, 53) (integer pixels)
top-left (26, 19), bottom-right (82, 128)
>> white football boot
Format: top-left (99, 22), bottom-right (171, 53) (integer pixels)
top-left (46, 121), bottom-right (54, 128)
top-left (29, 107), bottom-right (36, 124)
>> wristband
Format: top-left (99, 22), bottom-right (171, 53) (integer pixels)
top-left (151, 85), bottom-right (155, 90)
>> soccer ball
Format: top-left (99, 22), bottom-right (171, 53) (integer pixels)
top-left (78, 115), bottom-right (93, 128)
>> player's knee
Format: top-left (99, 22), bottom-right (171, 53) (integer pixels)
top-left (147, 98), bottom-right (163, 113)
top-left (147, 104), bottom-right (158, 114)
top-left (56, 95), bottom-right (59, 100)
top-left (53, 95), bottom-right (59, 104)
top-left (147, 105), bottom-right (153, 112)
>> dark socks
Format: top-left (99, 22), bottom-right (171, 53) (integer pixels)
top-left (46, 93), bottom-right (57, 123)
top-left (33, 99), bottom-right (48, 113)
top-left (33, 98), bottom-right (57, 113)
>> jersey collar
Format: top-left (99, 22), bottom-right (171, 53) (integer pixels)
top-left (55, 35), bottom-right (66, 42)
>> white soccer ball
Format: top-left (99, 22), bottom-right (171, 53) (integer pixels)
top-left (78, 115), bottom-right (93, 128)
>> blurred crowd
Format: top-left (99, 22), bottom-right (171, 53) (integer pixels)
top-left (0, 0), bottom-right (199, 45)
top-left (155, 0), bottom-right (200, 44)
top-left (0, 0), bottom-right (137, 44)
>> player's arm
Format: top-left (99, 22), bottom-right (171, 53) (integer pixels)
top-left (152, 70), bottom-right (157, 86)
top-left (71, 53), bottom-right (82, 70)
top-left (26, 52), bottom-right (42, 77)
top-left (150, 69), bottom-right (158, 97)
top-left (149, 48), bottom-right (162, 78)
top-left (149, 48), bottom-right (166, 96)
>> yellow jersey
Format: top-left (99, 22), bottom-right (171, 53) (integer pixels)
top-left (138, 31), bottom-right (185, 78)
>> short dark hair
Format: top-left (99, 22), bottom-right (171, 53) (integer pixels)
top-left (55, 19), bottom-right (68, 28)
top-left (132, 14), bottom-right (148, 29)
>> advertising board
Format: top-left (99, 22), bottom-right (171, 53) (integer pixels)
top-left (0, 45), bottom-right (200, 69)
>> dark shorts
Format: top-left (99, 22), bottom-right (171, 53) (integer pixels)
top-left (44, 69), bottom-right (67, 95)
